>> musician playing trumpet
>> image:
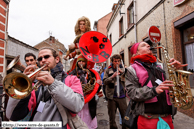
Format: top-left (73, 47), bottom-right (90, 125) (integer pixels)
top-left (6, 47), bottom-right (84, 129)
top-left (103, 54), bottom-right (127, 129)
top-left (125, 42), bottom-right (188, 129)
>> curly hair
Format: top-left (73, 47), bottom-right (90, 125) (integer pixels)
top-left (111, 54), bottom-right (121, 62)
top-left (74, 16), bottom-right (91, 35)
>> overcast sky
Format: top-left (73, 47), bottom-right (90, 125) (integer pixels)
top-left (8, 0), bottom-right (118, 48)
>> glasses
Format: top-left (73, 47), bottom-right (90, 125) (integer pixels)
top-left (37, 55), bottom-right (51, 62)
top-left (25, 59), bottom-right (34, 62)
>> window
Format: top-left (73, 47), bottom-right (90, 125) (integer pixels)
top-left (128, 46), bottom-right (132, 64)
top-left (183, 26), bottom-right (194, 88)
top-left (127, 3), bottom-right (134, 28)
top-left (119, 17), bottom-right (124, 36)
top-left (120, 50), bottom-right (124, 65)
top-left (109, 34), bottom-right (112, 45)
top-left (183, 26), bottom-right (194, 71)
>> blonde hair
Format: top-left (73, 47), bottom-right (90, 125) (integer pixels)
top-left (74, 16), bottom-right (91, 35)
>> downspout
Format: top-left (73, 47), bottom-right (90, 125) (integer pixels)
top-left (133, 0), bottom-right (137, 43)
top-left (163, 1), bottom-right (168, 50)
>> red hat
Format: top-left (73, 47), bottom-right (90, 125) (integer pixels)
top-left (130, 42), bottom-right (141, 55)
top-left (77, 55), bottom-right (87, 62)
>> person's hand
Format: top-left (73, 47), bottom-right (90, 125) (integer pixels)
top-left (68, 43), bottom-right (75, 50)
top-left (118, 67), bottom-right (123, 73)
top-left (96, 79), bottom-right (102, 85)
top-left (155, 80), bottom-right (174, 94)
top-left (23, 65), bottom-right (37, 75)
top-left (23, 65), bottom-right (37, 82)
top-left (111, 71), bottom-right (120, 78)
top-left (169, 58), bottom-right (188, 69)
top-left (36, 71), bottom-right (55, 85)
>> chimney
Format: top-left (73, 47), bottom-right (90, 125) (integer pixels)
top-left (52, 37), bottom-right (55, 43)
top-left (49, 36), bottom-right (55, 43)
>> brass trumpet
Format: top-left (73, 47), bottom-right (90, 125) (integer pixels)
top-left (3, 64), bottom-right (48, 99)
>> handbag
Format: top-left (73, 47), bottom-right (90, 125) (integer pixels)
top-left (66, 110), bottom-right (89, 129)
top-left (122, 100), bottom-right (138, 129)
top-left (53, 96), bottom-right (88, 129)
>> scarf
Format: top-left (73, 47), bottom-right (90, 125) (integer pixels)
top-left (42, 62), bottom-right (64, 102)
top-left (50, 62), bottom-right (64, 78)
top-left (130, 54), bottom-right (157, 64)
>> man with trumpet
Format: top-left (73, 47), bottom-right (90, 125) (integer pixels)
top-left (6, 47), bottom-right (85, 129)
top-left (103, 54), bottom-right (127, 129)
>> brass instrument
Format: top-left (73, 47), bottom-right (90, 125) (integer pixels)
top-left (77, 31), bottom-right (112, 103)
top-left (151, 46), bottom-right (193, 109)
top-left (3, 64), bottom-right (48, 99)
top-left (80, 64), bottom-right (96, 94)
top-left (7, 55), bottom-right (26, 72)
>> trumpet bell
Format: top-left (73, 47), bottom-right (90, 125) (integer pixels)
top-left (3, 72), bottom-right (32, 99)
top-left (7, 55), bottom-right (26, 72)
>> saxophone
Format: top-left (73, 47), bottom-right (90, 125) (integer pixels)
top-left (151, 46), bottom-right (193, 109)
top-left (80, 64), bottom-right (96, 94)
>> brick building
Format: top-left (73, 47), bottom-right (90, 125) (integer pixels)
top-left (0, 0), bottom-right (10, 84)
top-left (0, 0), bottom-right (9, 121)
top-left (34, 36), bottom-right (70, 71)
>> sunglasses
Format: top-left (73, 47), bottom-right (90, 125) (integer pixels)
top-left (37, 55), bottom-right (51, 62)
top-left (25, 59), bottom-right (34, 62)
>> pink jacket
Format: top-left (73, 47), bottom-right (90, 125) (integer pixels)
top-left (131, 61), bottom-right (171, 105)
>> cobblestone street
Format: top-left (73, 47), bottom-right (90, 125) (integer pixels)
top-left (96, 97), bottom-right (194, 129)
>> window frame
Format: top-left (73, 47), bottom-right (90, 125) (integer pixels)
top-left (119, 17), bottom-right (124, 37)
top-left (127, 2), bottom-right (134, 28)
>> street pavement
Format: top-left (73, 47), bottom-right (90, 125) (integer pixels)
top-left (96, 96), bottom-right (194, 129)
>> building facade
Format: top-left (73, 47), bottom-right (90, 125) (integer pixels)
top-left (34, 36), bottom-right (70, 71)
top-left (6, 36), bottom-right (38, 71)
top-left (107, 0), bottom-right (194, 92)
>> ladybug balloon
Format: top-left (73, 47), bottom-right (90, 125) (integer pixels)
top-left (79, 31), bottom-right (112, 63)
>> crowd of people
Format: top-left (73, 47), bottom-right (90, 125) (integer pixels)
top-left (5, 16), bottom-right (188, 129)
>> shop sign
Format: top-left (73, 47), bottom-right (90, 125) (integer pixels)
top-left (174, 0), bottom-right (187, 7)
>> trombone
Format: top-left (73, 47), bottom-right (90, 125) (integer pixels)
top-left (7, 55), bottom-right (26, 72)
top-left (3, 62), bottom-right (48, 99)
